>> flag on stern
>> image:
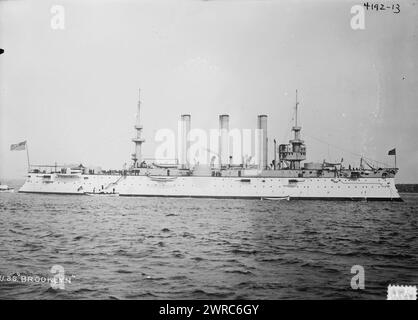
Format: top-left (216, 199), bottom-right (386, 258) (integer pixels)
top-left (10, 141), bottom-right (27, 151)
top-left (388, 148), bottom-right (396, 156)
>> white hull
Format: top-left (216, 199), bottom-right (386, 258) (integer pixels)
top-left (19, 173), bottom-right (402, 201)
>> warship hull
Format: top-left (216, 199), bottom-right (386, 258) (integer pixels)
top-left (19, 174), bottom-right (402, 201)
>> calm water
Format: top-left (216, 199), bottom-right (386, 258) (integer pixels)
top-left (0, 181), bottom-right (417, 300)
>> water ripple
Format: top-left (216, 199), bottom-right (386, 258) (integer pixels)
top-left (0, 190), bottom-right (417, 299)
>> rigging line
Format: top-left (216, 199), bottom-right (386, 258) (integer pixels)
top-left (304, 133), bottom-right (392, 167)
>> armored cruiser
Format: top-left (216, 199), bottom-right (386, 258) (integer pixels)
top-left (19, 90), bottom-right (401, 201)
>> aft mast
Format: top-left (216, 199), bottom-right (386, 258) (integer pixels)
top-left (278, 90), bottom-right (307, 169)
top-left (295, 90), bottom-right (299, 127)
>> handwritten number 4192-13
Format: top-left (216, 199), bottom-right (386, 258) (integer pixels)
top-left (363, 3), bottom-right (400, 13)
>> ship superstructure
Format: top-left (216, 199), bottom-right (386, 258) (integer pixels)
top-left (19, 90), bottom-right (402, 201)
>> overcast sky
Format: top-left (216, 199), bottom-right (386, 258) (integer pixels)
top-left (1, 0), bottom-right (417, 182)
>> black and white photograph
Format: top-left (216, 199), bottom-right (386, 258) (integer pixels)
top-left (0, 0), bottom-right (417, 307)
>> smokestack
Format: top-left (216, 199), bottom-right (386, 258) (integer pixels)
top-left (181, 114), bottom-right (191, 169)
top-left (219, 114), bottom-right (229, 168)
top-left (257, 115), bottom-right (268, 170)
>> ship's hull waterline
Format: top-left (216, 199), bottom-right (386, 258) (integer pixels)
top-left (19, 174), bottom-right (402, 201)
